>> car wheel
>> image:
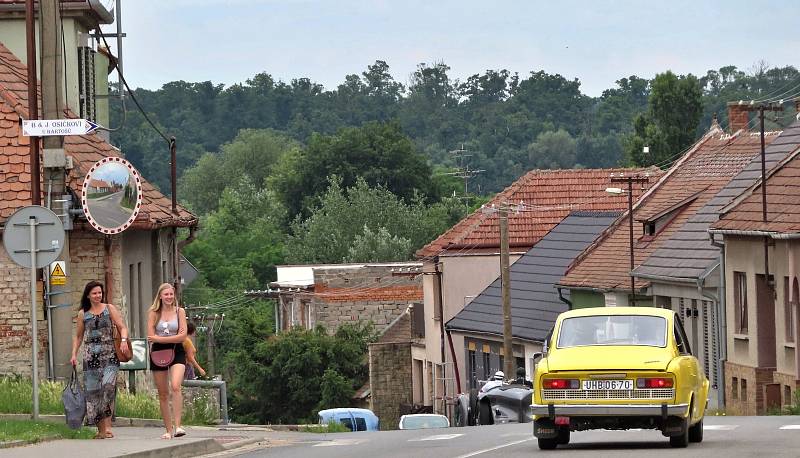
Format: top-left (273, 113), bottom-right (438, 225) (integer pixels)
top-left (689, 418), bottom-right (703, 443)
top-left (669, 417), bottom-right (690, 448)
top-left (538, 437), bottom-right (558, 450)
top-left (478, 401), bottom-right (493, 425)
top-left (557, 426), bottom-right (570, 445)
top-left (468, 389), bottom-right (479, 426)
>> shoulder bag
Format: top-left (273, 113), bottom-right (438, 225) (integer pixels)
top-left (150, 307), bottom-right (182, 368)
top-left (113, 324), bottom-right (132, 363)
top-left (62, 366), bottom-right (86, 429)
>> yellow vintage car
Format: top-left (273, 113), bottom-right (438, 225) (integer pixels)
top-left (531, 307), bottom-right (709, 450)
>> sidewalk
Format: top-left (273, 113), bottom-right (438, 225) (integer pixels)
top-left (0, 424), bottom-right (303, 458)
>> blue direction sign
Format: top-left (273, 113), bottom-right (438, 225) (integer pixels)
top-left (22, 119), bottom-right (100, 137)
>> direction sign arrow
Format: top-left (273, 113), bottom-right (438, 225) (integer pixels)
top-left (22, 119), bottom-right (101, 137)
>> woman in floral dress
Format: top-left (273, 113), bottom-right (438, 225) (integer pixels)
top-left (70, 280), bottom-right (130, 439)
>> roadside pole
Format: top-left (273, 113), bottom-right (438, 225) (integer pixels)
top-left (500, 205), bottom-right (513, 378)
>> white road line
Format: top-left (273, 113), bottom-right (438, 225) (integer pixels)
top-left (704, 425), bottom-right (739, 431)
top-left (500, 432), bottom-right (531, 437)
top-left (409, 433), bottom-right (464, 441)
top-left (312, 439), bottom-right (367, 447)
top-left (453, 437), bottom-right (533, 458)
top-left (779, 425), bottom-right (800, 430)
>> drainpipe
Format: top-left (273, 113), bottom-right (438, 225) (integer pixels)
top-left (104, 237), bottom-right (114, 300)
top-left (709, 233), bottom-right (727, 409)
top-left (557, 287), bottom-right (573, 309)
top-left (433, 256), bottom-right (447, 413)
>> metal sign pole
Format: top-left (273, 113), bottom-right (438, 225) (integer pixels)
top-left (28, 216), bottom-right (39, 420)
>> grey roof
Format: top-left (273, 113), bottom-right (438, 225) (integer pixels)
top-left (634, 120), bottom-right (800, 282)
top-left (445, 211), bottom-right (619, 342)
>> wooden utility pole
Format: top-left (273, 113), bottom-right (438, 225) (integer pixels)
top-left (499, 205), bottom-right (513, 378)
top-left (206, 317), bottom-right (216, 376)
top-left (25, 0), bottom-right (40, 205)
top-left (610, 175), bottom-right (649, 306)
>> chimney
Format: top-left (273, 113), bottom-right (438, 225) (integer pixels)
top-left (727, 102), bottom-right (749, 133)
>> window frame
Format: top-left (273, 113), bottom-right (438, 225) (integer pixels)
top-left (733, 271), bottom-right (748, 334)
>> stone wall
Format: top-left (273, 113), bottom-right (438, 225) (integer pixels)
top-left (369, 341), bottom-right (412, 430)
top-left (724, 361), bottom-right (776, 415)
top-left (771, 371), bottom-right (798, 409)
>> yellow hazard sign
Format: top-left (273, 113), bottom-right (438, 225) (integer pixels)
top-left (50, 261), bottom-right (67, 286)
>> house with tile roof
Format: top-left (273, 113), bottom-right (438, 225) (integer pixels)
top-left (0, 39), bottom-right (197, 380)
top-left (445, 211), bottom-right (620, 391)
top-left (558, 106), bottom-right (781, 409)
top-left (414, 167), bottom-right (662, 413)
top-left (709, 134), bottom-right (800, 415)
top-left (633, 106), bottom-right (800, 411)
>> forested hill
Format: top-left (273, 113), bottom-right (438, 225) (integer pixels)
top-left (110, 61), bottom-right (799, 195)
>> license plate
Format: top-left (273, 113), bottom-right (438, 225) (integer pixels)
top-left (582, 379), bottom-right (633, 390)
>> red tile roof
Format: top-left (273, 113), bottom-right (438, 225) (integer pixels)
top-left (415, 167), bottom-right (664, 259)
top-left (0, 42), bottom-right (196, 229)
top-left (711, 147), bottom-right (800, 234)
top-left (560, 130), bottom-right (778, 291)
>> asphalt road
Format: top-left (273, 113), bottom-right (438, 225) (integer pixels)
top-left (222, 416), bottom-right (800, 458)
top-left (86, 191), bottom-right (132, 228)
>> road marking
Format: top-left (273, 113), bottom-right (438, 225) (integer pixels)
top-left (779, 425), bottom-right (800, 430)
top-left (704, 425), bottom-right (739, 431)
top-left (500, 432), bottom-right (530, 437)
top-left (312, 439), bottom-right (367, 447)
top-left (454, 437), bottom-right (533, 458)
top-left (409, 433), bottom-right (464, 441)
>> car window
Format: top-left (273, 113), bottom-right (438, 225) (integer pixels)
top-left (557, 315), bottom-right (667, 348)
top-left (673, 315), bottom-right (692, 355)
top-left (354, 417), bottom-right (367, 431)
top-left (401, 415), bottom-right (449, 429)
top-left (339, 417), bottom-right (354, 431)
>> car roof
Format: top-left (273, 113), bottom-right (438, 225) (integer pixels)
top-left (400, 414), bottom-right (447, 418)
top-left (558, 306), bottom-right (673, 320)
top-left (318, 408), bottom-right (377, 417)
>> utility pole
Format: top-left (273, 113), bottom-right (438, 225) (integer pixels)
top-left (25, 0), bottom-right (40, 205)
top-left (499, 205), bottom-right (513, 378)
top-left (206, 316), bottom-right (216, 376)
top-left (446, 145), bottom-right (484, 205)
top-left (610, 175), bottom-right (649, 306)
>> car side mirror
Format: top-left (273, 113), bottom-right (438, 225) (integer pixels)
top-left (532, 352), bottom-right (544, 363)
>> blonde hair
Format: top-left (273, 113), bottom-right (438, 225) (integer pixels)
top-left (149, 283), bottom-right (175, 313)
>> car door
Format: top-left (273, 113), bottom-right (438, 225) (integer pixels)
top-left (673, 314), bottom-right (703, 420)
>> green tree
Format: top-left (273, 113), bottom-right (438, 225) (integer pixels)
top-left (286, 177), bottom-right (466, 264)
top-left (269, 121), bottom-right (438, 217)
top-left (527, 129), bottom-right (577, 169)
top-left (624, 71), bottom-right (703, 166)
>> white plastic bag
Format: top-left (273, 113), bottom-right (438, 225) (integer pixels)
top-left (62, 366), bottom-right (86, 429)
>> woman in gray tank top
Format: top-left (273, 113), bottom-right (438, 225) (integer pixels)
top-left (147, 283), bottom-right (187, 439)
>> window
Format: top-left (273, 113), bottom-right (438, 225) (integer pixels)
top-left (733, 272), bottom-right (748, 334)
top-left (732, 377), bottom-right (738, 400)
top-left (741, 379), bottom-right (747, 401)
top-left (339, 417), bottom-right (354, 431)
top-left (674, 317), bottom-right (692, 355)
top-left (557, 315), bottom-right (667, 348)
top-left (784, 277), bottom-right (795, 343)
top-left (354, 417), bottom-right (367, 431)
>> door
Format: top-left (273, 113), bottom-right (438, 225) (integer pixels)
top-left (755, 274), bottom-right (777, 367)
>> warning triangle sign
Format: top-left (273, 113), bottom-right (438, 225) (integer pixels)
top-left (51, 263), bottom-right (66, 277)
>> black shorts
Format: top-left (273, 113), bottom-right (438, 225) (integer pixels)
top-left (149, 342), bottom-right (187, 371)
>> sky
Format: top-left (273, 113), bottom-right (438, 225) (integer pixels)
top-left (108, 0), bottom-right (800, 97)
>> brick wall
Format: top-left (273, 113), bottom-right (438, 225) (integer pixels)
top-left (772, 371), bottom-right (799, 408)
top-left (369, 341), bottom-right (412, 430)
top-left (724, 361), bottom-right (776, 415)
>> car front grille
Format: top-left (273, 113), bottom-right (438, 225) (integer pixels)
top-left (541, 388), bottom-right (675, 400)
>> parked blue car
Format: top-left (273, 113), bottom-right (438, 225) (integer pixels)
top-left (318, 408), bottom-right (379, 431)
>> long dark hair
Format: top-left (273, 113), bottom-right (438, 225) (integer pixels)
top-left (79, 281), bottom-right (105, 312)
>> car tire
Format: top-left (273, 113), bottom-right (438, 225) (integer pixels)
top-left (468, 389), bottom-right (479, 426)
top-left (557, 426), bottom-right (570, 445)
top-left (538, 437), bottom-right (558, 450)
top-left (689, 419), bottom-right (703, 443)
top-left (669, 417), bottom-right (690, 448)
top-left (478, 401), bottom-right (493, 425)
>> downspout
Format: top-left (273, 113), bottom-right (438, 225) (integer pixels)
top-left (709, 233), bottom-right (726, 409)
top-left (557, 287), bottom-right (573, 309)
top-left (433, 256), bottom-right (447, 412)
top-left (446, 330), bottom-right (462, 394)
top-left (104, 236), bottom-right (114, 300)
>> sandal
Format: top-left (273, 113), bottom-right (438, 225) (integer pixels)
top-left (174, 427), bottom-right (186, 437)
top-left (105, 431), bottom-right (114, 438)
top-left (93, 432), bottom-right (106, 439)
top-left (160, 432), bottom-right (172, 440)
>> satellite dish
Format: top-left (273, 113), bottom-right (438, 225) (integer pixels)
top-left (81, 157), bottom-right (143, 234)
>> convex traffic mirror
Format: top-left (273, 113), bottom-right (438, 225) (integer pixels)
top-left (81, 157), bottom-right (143, 234)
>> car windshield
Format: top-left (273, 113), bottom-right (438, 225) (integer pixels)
top-left (401, 415), bottom-right (448, 430)
top-left (557, 315), bottom-right (667, 348)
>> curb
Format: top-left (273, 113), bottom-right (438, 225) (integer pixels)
top-left (0, 435), bottom-right (61, 450)
top-left (114, 438), bottom-right (225, 458)
top-left (0, 413), bottom-right (174, 428)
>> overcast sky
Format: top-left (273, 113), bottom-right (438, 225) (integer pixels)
top-left (109, 0), bottom-right (799, 97)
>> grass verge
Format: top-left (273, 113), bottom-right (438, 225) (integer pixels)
top-left (301, 421), bottom-right (351, 433)
top-left (0, 420), bottom-right (95, 442)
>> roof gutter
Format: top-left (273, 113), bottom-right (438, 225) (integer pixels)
top-left (633, 272), bottom-right (697, 285)
top-left (443, 326), bottom-right (542, 345)
top-left (708, 229), bottom-right (800, 239)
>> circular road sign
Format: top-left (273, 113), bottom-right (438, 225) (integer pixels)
top-left (2, 205), bottom-right (66, 268)
top-left (81, 157), bottom-right (143, 234)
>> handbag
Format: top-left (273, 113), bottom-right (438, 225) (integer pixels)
top-left (61, 366), bottom-right (86, 430)
top-left (150, 345), bottom-right (176, 367)
top-left (113, 325), bottom-right (132, 363)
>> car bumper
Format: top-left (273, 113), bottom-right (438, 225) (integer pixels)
top-left (531, 403), bottom-right (689, 417)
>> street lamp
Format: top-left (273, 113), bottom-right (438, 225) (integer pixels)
top-left (607, 174), bottom-right (649, 306)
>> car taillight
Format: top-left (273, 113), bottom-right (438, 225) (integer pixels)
top-left (637, 377), bottom-right (673, 388)
top-left (542, 378), bottom-right (579, 389)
